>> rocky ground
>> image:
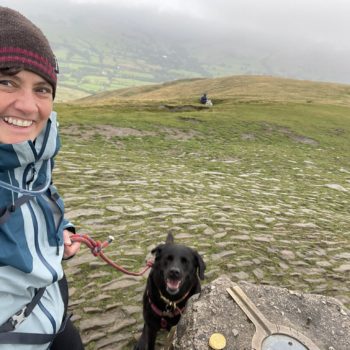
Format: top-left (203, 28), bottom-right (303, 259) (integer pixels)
top-left (55, 123), bottom-right (350, 350)
top-left (173, 276), bottom-right (350, 350)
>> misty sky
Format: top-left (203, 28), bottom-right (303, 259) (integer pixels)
top-left (68, 0), bottom-right (350, 46)
top-left (5, 0), bottom-right (350, 48)
top-left (3, 0), bottom-right (350, 83)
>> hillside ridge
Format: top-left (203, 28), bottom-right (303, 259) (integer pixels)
top-left (74, 75), bottom-right (350, 106)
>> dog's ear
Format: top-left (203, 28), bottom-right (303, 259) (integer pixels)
top-left (166, 233), bottom-right (174, 244)
top-left (151, 244), bottom-right (164, 258)
top-left (194, 250), bottom-right (206, 280)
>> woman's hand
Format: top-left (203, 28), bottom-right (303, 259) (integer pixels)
top-left (63, 229), bottom-right (81, 260)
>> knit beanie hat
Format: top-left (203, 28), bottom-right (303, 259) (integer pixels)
top-left (0, 6), bottom-right (58, 98)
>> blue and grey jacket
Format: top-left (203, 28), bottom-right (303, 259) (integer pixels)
top-left (0, 112), bottom-right (72, 350)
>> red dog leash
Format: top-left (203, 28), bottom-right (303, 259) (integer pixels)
top-left (70, 233), bottom-right (153, 276)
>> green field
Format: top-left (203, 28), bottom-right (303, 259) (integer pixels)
top-left (54, 77), bottom-right (350, 349)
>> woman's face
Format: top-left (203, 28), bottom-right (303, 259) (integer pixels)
top-left (0, 70), bottom-right (53, 144)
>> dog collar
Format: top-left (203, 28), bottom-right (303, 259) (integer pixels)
top-left (147, 288), bottom-right (188, 317)
top-left (158, 288), bottom-right (192, 310)
top-left (147, 280), bottom-right (197, 329)
top-left (148, 293), bottom-right (185, 318)
top-left (147, 291), bottom-right (185, 329)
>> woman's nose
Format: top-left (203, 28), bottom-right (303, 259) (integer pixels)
top-left (13, 89), bottom-right (38, 114)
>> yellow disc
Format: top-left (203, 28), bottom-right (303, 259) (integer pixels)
top-left (209, 333), bottom-right (226, 349)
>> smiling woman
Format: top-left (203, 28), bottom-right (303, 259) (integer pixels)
top-left (0, 1), bottom-right (57, 146)
top-left (0, 6), bottom-right (83, 350)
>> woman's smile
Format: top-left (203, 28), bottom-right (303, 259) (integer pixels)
top-left (3, 116), bottom-right (34, 127)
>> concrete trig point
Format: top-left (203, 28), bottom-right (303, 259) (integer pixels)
top-left (172, 276), bottom-right (349, 350)
top-left (226, 286), bottom-right (320, 350)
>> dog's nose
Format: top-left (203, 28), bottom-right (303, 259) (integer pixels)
top-left (169, 267), bottom-right (181, 279)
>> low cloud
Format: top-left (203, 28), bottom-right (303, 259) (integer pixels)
top-left (2, 0), bottom-right (350, 83)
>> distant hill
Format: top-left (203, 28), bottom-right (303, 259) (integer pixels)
top-left (74, 75), bottom-right (350, 107)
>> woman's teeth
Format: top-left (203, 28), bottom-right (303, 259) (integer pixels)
top-left (4, 117), bottom-right (33, 127)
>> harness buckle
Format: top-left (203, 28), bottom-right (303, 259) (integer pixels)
top-left (9, 306), bottom-right (27, 329)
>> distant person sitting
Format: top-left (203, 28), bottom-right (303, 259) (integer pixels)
top-left (200, 93), bottom-right (213, 107)
top-left (200, 93), bottom-right (208, 104)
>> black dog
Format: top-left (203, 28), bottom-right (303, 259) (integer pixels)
top-left (134, 233), bottom-right (206, 350)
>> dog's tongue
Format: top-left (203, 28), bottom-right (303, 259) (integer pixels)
top-left (166, 279), bottom-right (181, 291)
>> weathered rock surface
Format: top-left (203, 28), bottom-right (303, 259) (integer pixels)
top-left (173, 276), bottom-right (350, 350)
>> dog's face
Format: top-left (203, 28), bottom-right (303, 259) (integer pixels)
top-left (151, 235), bottom-right (205, 296)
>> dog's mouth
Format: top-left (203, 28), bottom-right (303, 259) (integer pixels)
top-left (166, 278), bottom-right (182, 295)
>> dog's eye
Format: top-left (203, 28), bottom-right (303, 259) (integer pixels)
top-left (166, 255), bottom-right (174, 262)
top-left (181, 257), bottom-right (188, 264)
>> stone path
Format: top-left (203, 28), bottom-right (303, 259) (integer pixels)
top-left (55, 126), bottom-right (350, 350)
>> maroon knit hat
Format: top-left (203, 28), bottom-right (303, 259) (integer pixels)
top-left (0, 6), bottom-right (58, 98)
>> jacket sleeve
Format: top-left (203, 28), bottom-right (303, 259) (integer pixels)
top-left (63, 218), bottom-right (75, 233)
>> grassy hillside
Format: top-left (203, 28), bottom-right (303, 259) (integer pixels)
top-left (54, 77), bottom-right (350, 349)
top-left (75, 75), bottom-right (350, 107)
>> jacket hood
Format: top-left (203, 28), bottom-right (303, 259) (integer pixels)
top-left (0, 112), bottom-right (61, 172)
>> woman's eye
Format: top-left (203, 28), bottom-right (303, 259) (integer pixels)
top-left (0, 80), bottom-right (13, 87)
top-left (36, 86), bottom-right (52, 94)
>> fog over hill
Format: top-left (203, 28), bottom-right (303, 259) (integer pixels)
top-left (3, 0), bottom-right (350, 98)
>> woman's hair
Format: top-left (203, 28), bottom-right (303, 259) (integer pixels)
top-left (0, 66), bottom-right (23, 75)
